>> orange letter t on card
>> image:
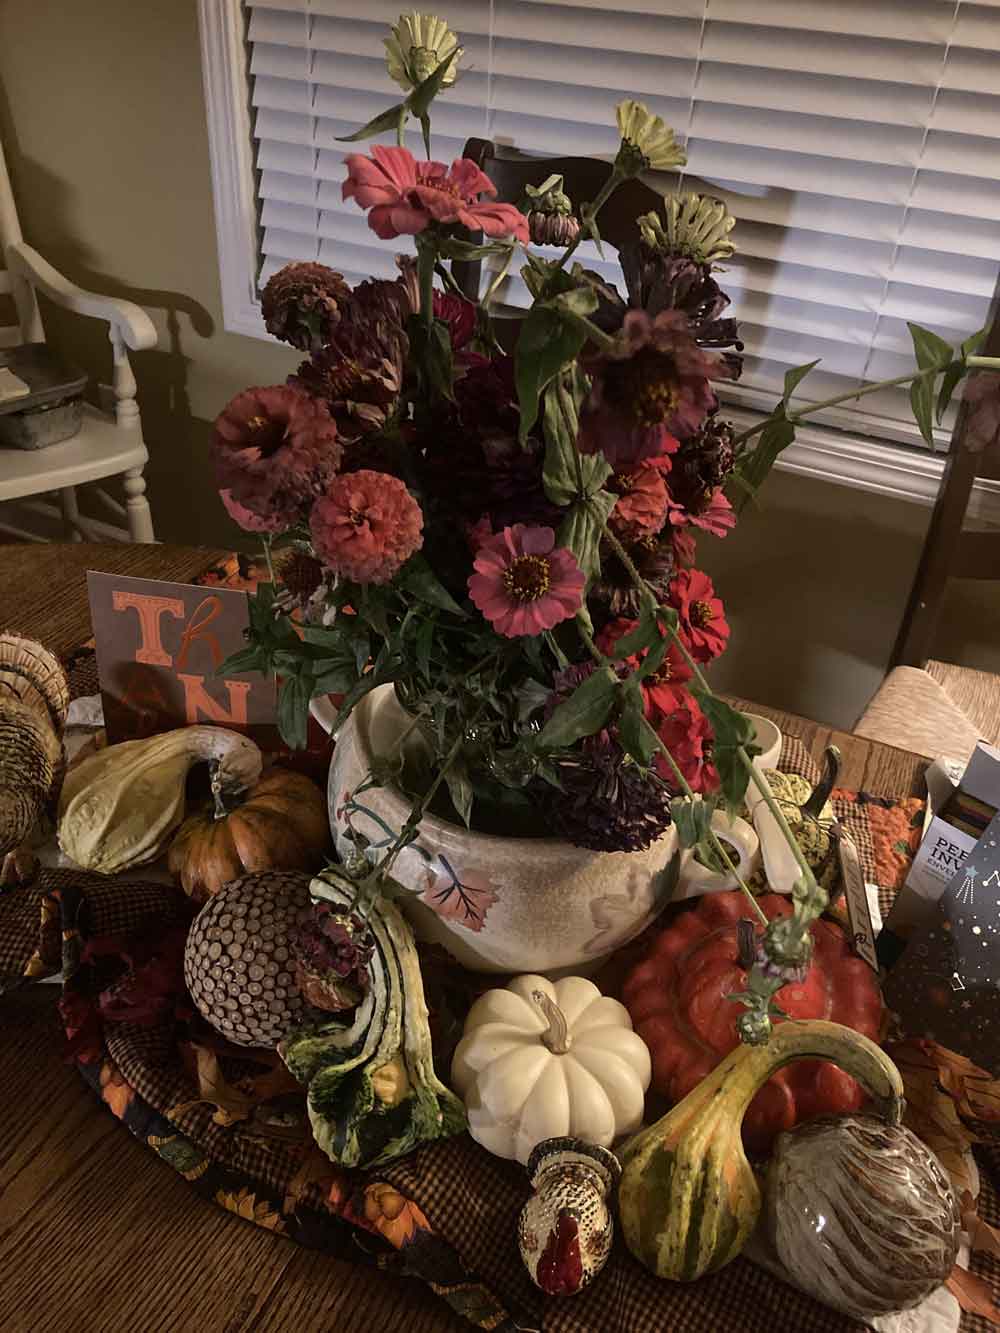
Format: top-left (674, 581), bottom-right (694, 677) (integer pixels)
top-left (112, 591), bottom-right (185, 666)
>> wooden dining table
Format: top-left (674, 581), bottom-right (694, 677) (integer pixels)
top-left (0, 543), bottom-right (929, 1332)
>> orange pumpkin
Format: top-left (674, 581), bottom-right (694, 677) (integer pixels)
top-left (168, 767), bottom-right (329, 904)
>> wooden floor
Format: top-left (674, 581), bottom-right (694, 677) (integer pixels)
top-left (0, 986), bottom-right (464, 1333)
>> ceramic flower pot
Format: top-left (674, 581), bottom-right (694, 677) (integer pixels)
top-left (318, 684), bottom-right (679, 974)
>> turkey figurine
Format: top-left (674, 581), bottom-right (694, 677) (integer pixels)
top-left (0, 634), bottom-right (69, 886)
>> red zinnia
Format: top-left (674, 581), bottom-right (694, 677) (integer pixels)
top-left (310, 469), bottom-right (423, 585)
top-left (596, 616), bottom-right (692, 715)
top-left (608, 461), bottom-right (670, 541)
top-left (669, 568), bottom-right (730, 663)
top-left (654, 689), bottom-right (719, 795)
top-left (468, 524), bottom-right (585, 637)
top-left (343, 146), bottom-right (529, 243)
top-left (212, 385), bottom-right (341, 526)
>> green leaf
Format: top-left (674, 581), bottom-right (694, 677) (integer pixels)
top-left (962, 326), bottom-right (989, 360)
top-left (409, 316), bottom-right (455, 404)
top-left (782, 359), bottom-right (820, 407)
top-left (908, 322), bottom-right (953, 370)
top-left (277, 672), bottom-right (312, 750)
top-left (693, 692), bottom-right (758, 807)
top-left (515, 308), bottom-right (586, 442)
top-left (611, 606), bottom-right (677, 661)
top-left (406, 48), bottom-right (460, 118)
top-left (438, 236), bottom-right (516, 262)
top-left (336, 100), bottom-right (408, 143)
top-left (618, 685), bottom-right (659, 765)
top-left (541, 378), bottom-right (610, 507)
top-left (544, 286), bottom-right (599, 320)
top-left (401, 554), bottom-right (466, 616)
top-left (733, 415), bottom-right (795, 511)
top-left (537, 666), bottom-right (619, 749)
top-left (415, 617), bottom-right (436, 680)
top-left (312, 661), bottom-right (361, 695)
top-left (443, 757), bottom-right (474, 828)
top-left (935, 360), bottom-right (966, 425)
top-left (910, 373), bottom-right (936, 448)
top-left (557, 490), bottom-right (616, 582)
top-left (671, 797), bottom-right (714, 851)
top-left (217, 644), bottom-right (265, 677)
top-left (516, 677), bottom-right (551, 722)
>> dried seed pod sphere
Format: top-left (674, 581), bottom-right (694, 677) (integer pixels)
top-left (764, 1113), bottom-right (960, 1320)
top-left (184, 870), bottom-right (316, 1047)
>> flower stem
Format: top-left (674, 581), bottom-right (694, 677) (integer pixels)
top-left (552, 167), bottom-right (623, 275)
top-left (732, 362), bottom-right (945, 450)
top-left (416, 235), bottom-right (436, 331)
top-left (573, 611), bottom-right (767, 926)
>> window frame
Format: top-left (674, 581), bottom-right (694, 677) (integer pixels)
top-left (198, 0), bottom-right (1000, 522)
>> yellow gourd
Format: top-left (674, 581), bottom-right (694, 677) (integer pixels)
top-left (618, 1019), bottom-right (904, 1283)
top-left (58, 727), bottom-right (262, 874)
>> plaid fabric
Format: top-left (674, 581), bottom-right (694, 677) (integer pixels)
top-left (8, 702), bottom-right (993, 1329)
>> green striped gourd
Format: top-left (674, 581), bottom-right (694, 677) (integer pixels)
top-left (618, 1019), bottom-right (904, 1283)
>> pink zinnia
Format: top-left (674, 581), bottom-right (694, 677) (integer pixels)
top-left (342, 145), bottom-right (529, 243)
top-left (212, 385), bottom-right (341, 526)
top-left (310, 469), bottom-right (423, 585)
top-left (468, 524), bottom-right (585, 637)
top-left (219, 488), bottom-right (286, 535)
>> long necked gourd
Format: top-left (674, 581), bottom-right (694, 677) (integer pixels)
top-left (58, 726), bottom-right (262, 874)
top-left (618, 1019), bottom-right (904, 1283)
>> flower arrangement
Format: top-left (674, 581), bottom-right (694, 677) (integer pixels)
top-left (213, 11), bottom-right (996, 1039)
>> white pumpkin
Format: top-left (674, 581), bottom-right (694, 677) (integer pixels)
top-left (451, 973), bottom-right (651, 1165)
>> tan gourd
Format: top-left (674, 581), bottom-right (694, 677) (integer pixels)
top-left (58, 726), bottom-right (263, 874)
top-left (618, 1019), bottom-right (904, 1283)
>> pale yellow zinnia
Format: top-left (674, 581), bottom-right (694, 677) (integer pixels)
top-left (615, 100), bottom-right (686, 176)
top-left (384, 12), bottom-right (462, 92)
top-left (638, 194), bottom-right (736, 266)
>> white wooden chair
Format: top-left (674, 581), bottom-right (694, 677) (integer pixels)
top-left (0, 135), bottom-right (156, 542)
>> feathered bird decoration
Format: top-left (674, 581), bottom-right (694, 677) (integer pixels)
top-left (0, 633), bottom-right (68, 886)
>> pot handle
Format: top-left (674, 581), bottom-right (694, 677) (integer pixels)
top-left (310, 696), bottom-right (339, 738)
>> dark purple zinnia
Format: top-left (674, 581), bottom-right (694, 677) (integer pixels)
top-left (547, 733), bottom-right (674, 853)
top-left (261, 262), bottom-right (351, 351)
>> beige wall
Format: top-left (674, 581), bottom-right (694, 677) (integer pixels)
top-left (1, 0), bottom-right (997, 734)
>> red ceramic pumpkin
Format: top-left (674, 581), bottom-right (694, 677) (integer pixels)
top-left (621, 890), bottom-right (883, 1153)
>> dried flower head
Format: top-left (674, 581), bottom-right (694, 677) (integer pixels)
top-left (291, 904), bottom-right (374, 1011)
top-left (384, 12), bottom-right (461, 92)
top-left (260, 263), bottom-right (351, 351)
top-left (212, 385), bottom-right (341, 526)
top-left (638, 194), bottom-right (736, 267)
top-left (548, 733), bottom-right (674, 852)
top-left (615, 100), bottom-right (687, 176)
top-left (311, 469), bottom-right (424, 585)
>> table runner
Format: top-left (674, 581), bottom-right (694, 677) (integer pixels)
top-left (3, 735), bottom-right (992, 1333)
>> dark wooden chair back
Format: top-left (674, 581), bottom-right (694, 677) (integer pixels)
top-left (451, 137), bottom-right (669, 310)
top-left (891, 311), bottom-right (1000, 668)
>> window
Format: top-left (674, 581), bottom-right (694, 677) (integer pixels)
top-left (200, 0), bottom-right (1000, 508)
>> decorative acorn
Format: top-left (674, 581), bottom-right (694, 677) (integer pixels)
top-left (0, 633), bottom-right (68, 886)
top-left (517, 1138), bottom-right (620, 1296)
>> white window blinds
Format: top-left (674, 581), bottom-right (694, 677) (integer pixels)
top-left (245, 0), bottom-right (1000, 446)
